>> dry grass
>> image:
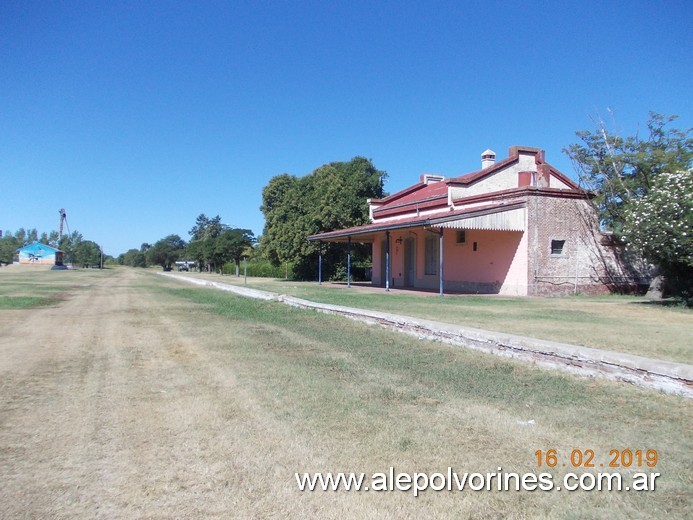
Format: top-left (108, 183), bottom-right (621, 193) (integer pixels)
top-left (0, 267), bottom-right (690, 519)
top-left (154, 274), bottom-right (691, 518)
top-left (177, 271), bottom-right (693, 364)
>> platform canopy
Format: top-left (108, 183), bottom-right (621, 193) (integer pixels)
top-left (307, 202), bottom-right (526, 243)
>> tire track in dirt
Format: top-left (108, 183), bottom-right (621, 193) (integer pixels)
top-left (0, 270), bottom-right (377, 518)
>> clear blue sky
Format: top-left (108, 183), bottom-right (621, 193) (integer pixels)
top-left (1, 0), bottom-right (691, 256)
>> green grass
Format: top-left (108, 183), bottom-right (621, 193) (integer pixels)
top-left (0, 266), bottom-right (111, 308)
top-left (0, 295), bottom-right (62, 309)
top-left (151, 277), bottom-right (692, 518)
top-left (166, 272), bottom-right (693, 364)
top-left (157, 285), bottom-right (668, 409)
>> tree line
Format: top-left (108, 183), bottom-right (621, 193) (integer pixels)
top-left (0, 227), bottom-right (106, 267)
top-left (116, 214), bottom-right (255, 274)
top-left (116, 157), bottom-right (387, 280)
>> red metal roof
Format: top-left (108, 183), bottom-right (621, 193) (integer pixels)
top-left (309, 146), bottom-right (584, 242)
top-left (372, 180), bottom-right (449, 218)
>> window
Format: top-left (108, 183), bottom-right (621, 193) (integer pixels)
top-left (551, 239), bottom-right (565, 255)
top-left (425, 235), bottom-right (438, 275)
top-left (456, 230), bottom-right (466, 244)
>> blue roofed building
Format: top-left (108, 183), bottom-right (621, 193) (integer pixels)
top-left (16, 243), bottom-right (64, 266)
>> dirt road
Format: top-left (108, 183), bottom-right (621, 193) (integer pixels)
top-left (3, 269), bottom-right (691, 519)
top-left (0, 269), bottom-right (334, 519)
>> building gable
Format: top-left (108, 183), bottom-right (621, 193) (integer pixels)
top-left (369, 146), bottom-right (581, 222)
top-left (16, 242), bottom-right (64, 265)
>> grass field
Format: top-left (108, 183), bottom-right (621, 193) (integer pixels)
top-left (155, 275), bottom-right (692, 518)
top-left (0, 267), bottom-right (84, 309)
top-left (1, 266), bottom-right (691, 518)
top-left (176, 271), bottom-right (693, 365)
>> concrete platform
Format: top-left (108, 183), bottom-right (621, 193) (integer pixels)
top-left (162, 272), bottom-right (693, 398)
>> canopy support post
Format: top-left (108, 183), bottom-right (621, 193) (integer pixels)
top-left (385, 231), bottom-right (390, 292)
top-left (347, 236), bottom-right (351, 288)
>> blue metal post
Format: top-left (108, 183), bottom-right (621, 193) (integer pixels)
top-left (318, 248), bottom-right (322, 286)
top-left (347, 236), bottom-right (351, 288)
top-left (439, 228), bottom-right (444, 297)
top-left (385, 231), bottom-right (390, 292)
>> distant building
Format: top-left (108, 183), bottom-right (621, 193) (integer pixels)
top-left (16, 242), bottom-right (64, 266)
top-left (309, 146), bottom-right (632, 296)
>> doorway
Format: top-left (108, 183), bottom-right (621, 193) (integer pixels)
top-left (403, 237), bottom-right (416, 287)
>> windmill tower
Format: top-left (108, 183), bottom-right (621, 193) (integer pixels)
top-left (59, 208), bottom-right (70, 239)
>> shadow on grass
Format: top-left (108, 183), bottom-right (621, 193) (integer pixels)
top-left (629, 298), bottom-right (691, 308)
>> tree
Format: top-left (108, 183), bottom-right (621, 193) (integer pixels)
top-left (622, 170), bottom-right (693, 303)
top-left (216, 228), bottom-right (255, 276)
top-left (118, 248), bottom-right (147, 267)
top-left (146, 235), bottom-right (186, 270)
top-left (187, 214), bottom-right (230, 272)
top-left (38, 231), bottom-right (59, 247)
top-left (564, 112), bottom-right (693, 232)
top-left (189, 214), bottom-right (225, 241)
top-left (0, 235), bottom-right (20, 264)
top-left (48, 231), bottom-right (60, 248)
top-left (260, 157), bottom-right (387, 279)
top-left (565, 112), bottom-right (693, 299)
top-left (57, 230), bottom-right (84, 265)
top-left (189, 214), bottom-right (210, 241)
top-left (186, 239), bottom-right (206, 271)
top-left (14, 228), bottom-right (27, 244)
top-left (73, 240), bottom-right (102, 267)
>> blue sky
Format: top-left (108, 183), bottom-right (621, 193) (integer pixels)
top-left (1, 0), bottom-right (691, 256)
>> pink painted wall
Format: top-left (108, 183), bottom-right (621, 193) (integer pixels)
top-left (370, 228), bottom-right (528, 294)
top-left (442, 229), bottom-right (527, 294)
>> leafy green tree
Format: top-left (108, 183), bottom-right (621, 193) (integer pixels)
top-left (260, 157), bottom-right (387, 279)
top-left (187, 214), bottom-right (231, 271)
top-left (48, 231), bottom-right (60, 247)
top-left (202, 237), bottom-right (221, 272)
top-left (14, 228), bottom-right (27, 244)
top-left (564, 113), bottom-right (693, 232)
top-left (37, 230), bottom-right (59, 247)
top-left (0, 235), bottom-right (20, 264)
top-left (216, 228), bottom-right (255, 276)
top-left (189, 214), bottom-right (211, 241)
top-left (186, 239), bottom-right (206, 271)
top-left (260, 173), bottom-right (304, 267)
top-left (146, 235), bottom-right (186, 270)
top-left (73, 240), bottom-right (102, 267)
top-left (565, 112), bottom-right (693, 299)
top-left (58, 230), bottom-right (84, 265)
top-left (189, 214), bottom-right (225, 241)
top-left (622, 170), bottom-right (693, 303)
top-left (117, 248), bottom-right (147, 267)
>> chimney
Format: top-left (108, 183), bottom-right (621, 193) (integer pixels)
top-left (481, 149), bottom-right (496, 169)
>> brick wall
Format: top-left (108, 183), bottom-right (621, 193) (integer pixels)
top-left (526, 193), bottom-right (619, 295)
